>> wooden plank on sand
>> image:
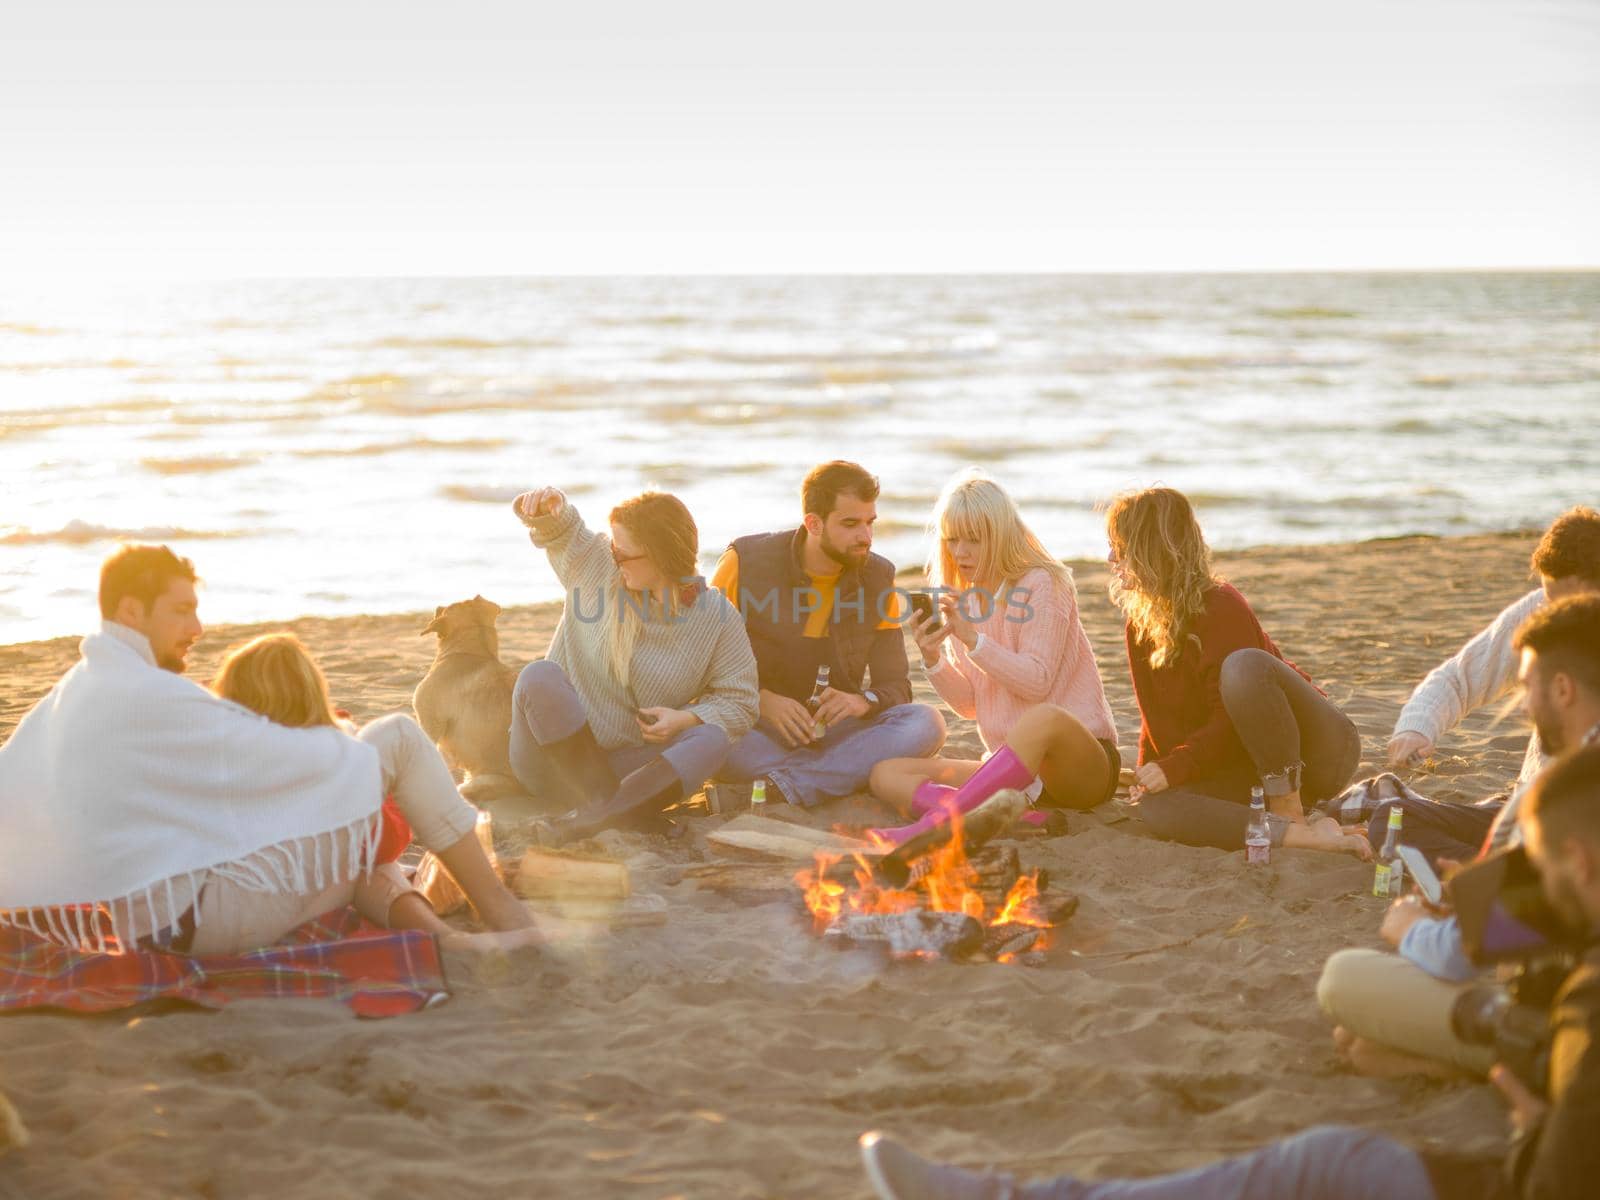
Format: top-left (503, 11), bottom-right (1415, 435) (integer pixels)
top-left (708, 814), bottom-right (873, 861)
top-left (529, 892), bottom-right (667, 927)
top-left (515, 849), bottom-right (631, 900)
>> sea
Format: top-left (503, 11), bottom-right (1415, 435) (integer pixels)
top-left (1, 272), bottom-right (1596, 646)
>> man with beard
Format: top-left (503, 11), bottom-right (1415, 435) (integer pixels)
top-left (1319, 594), bottom-right (1600, 1078)
top-left (1375, 506), bottom-right (1600, 865)
top-left (712, 461), bottom-right (944, 808)
top-left (857, 741), bottom-right (1600, 1200)
top-left (0, 543), bottom-right (537, 954)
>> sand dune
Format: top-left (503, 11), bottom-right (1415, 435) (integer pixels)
top-left (0, 531), bottom-right (1539, 1198)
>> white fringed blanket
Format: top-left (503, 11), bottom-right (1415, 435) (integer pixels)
top-left (0, 623), bottom-right (382, 949)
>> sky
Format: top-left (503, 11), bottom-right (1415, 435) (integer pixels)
top-left (1, 0), bottom-right (1596, 279)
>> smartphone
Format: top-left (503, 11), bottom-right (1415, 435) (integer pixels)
top-left (1397, 844), bottom-right (1442, 905)
top-left (908, 591), bottom-right (943, 631)
top-left (635, 708), bottom-right (659, 727)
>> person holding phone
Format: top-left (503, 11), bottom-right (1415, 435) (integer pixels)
top-left (1319, 594), bottom-right (1600, 1080)
top-left (867, 471), bottom-right (1118, 837)
top-left (860, 757), bottom-right (1600, 1200)
top-left (507, 486), bottom-right (758, 844)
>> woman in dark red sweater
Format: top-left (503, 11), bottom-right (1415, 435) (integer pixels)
top-left (1108, 488), bottom-right (1370, 856)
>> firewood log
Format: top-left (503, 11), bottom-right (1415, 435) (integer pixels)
top-left (980, 925), bottom-right (1042, 959)
top-left (514, 849), bottom-right (630, 900)
top-left (874, 789), bottom-right (1028, 888)
top-left (823, 909), bottom-right (984, 958)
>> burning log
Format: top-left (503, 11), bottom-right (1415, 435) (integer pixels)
top-left (1033, 891), bottom-right (1080, 926)
top-left (824, 910), bottom-right (984, 959)
top-left (875, 788), bottom-right (1028, 887)
top-left (982, 925), bottom-right (1043, 960)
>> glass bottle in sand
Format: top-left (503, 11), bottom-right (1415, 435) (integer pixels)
top-left (1245, 786), bottom-right (1271, 865)
top-left (1372, 807), bottom-right (1407, 898)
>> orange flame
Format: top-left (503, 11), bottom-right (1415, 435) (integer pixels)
top-left (795, 807), bottom-right (1060, 958)
top-left (995, 872), bottom-right (1049, 928)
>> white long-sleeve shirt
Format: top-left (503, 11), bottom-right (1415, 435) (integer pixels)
top-left (1394, 587), bottom-right (1546, 794)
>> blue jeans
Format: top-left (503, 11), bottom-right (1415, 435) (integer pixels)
top-left (718, 703), bottom-right (945, 808)
top-left (508, 660), bottom-right (730, 800)
top-left (1014, 1127), bottom-right (1436, 1200)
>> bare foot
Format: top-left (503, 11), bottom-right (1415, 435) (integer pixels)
top-left (1267, 791), bottom-right (1308, 824)
top-left (440, 926), bottom-right (544, 954)
top-left (1284, 816), bottom-right (1373, 860)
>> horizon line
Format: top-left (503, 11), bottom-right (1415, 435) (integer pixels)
top-left (8, 264), bottom-right (1598, 289)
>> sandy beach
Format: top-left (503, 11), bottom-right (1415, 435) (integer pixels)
top-left (0, 530), bottom-right (1540, 1199)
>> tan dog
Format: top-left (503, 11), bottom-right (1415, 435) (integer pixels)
top-left (413, 596), bottom-right (528, 809)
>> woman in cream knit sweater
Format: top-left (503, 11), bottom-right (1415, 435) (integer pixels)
top-left (508, 486), bottom-right (758, 844)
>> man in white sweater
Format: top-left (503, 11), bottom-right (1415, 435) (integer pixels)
top-left (1318, 511), bottom-right (1600, 1078)
top-left (0, 543), bottom-right (535, 954)
top-left (1376, 506), bottom-right (1600, 864)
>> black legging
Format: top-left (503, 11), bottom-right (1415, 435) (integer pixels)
top-left (1138, 649), bottom-right (1362, 849)
top-left (1364, 796), bottom-right (1503, 867)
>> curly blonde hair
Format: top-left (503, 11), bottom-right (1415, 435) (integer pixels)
top-left (1105, 487), bottom-right (1217, 669)
top-left (212, 633), bottom-right (338, 728)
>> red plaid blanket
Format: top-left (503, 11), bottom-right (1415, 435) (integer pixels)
top-left (0, 908), bottom-right (447, 1019)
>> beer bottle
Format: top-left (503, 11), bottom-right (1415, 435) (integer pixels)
top-left (1245, 786), bottom-right (1270, 866)
top-left (1372, 807), bottom-right (1407, 898)
top-left (809, 664), bottom-right (830, 741)
top-left (750, 779), bottom-right (768, 814)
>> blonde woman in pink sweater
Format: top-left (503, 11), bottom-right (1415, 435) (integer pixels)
top-left (868, 472), bottom-right (1118, 843)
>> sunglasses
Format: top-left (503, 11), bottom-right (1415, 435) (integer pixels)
top-left (611, 544), bottom-right (648, 566)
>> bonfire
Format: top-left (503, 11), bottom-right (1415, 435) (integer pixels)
top-left (794, 798), bottom-right (1077, 962)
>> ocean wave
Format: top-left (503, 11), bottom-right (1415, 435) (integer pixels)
top-left (593, 312), bottom-right (693, 327)
top-left (0, 397), bottom-right (179, 436)
top-left (294, 436), bottom-right (512, 459)
top-left (646, 393), bottom-right (893, 427)
top-left (1382, 417), bottom-right (1441, 434)
top-left (652, 347), bottom-right (967, 382)
top-left (1180, 491), bottom-right (1254, 509)
top-left (629, 460), bottom-right (775, 489)
top-left (439, 482), bottom-right (596, 505)
top-left (358, 335), bottom-right (554, 351)
top-left (931, 437), bottom-right (1058, 462)
top-left (142, 455), bottom-right (259, 475)
top-left (1157, 354), bottom-right (1345, 372)
top-left (1, 357), bottom-right (148, 372)
top-left (1258, 306), bottom-right (1359, 320)
top-left (0, 521), bottom-right (259, 546)
top-left (302, 373), bottom-right (615, 416)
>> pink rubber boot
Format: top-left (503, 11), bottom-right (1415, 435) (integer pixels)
top-left (869, 747), bottom-right (1035, 847)
top-left (909, 779), bottom-right (957, 816)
